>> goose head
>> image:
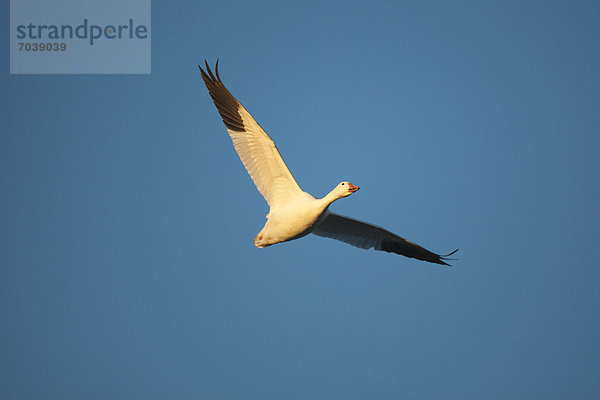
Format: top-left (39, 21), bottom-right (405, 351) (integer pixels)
top-left (334, 181), bottom-right (360, 199)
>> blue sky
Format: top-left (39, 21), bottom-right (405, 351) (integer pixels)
top-left (2, 0), bottom-right (600, 399)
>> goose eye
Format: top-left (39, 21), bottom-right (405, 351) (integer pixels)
top-left (342, 183), bottom-right (345, 186)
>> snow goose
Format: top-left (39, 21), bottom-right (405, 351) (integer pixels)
top-left (198, 61), bottom-right (457, 265)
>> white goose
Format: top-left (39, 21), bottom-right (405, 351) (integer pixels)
top-left (199, 61), bottom-right (457, 265)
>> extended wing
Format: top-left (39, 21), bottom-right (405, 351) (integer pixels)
top-left (313, 212), bottom-right (457, 265)
top-left (199, 60), bottom-right (303, 209)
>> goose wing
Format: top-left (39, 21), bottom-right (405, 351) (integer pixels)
top-left (199, 60), bottom-right (303, 208)
top-left (313, 212), bottom-right (457, 265)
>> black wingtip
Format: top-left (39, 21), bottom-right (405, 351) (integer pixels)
top-left (443, 249), bottom-right (459, 258)
top-left (198, 62), bottom-right (208, 76)
top-left (204, 60), bottom-right (217, 81)
top-left (439, 249), bottom-right (459, 267)
top-left (197, 59), bottom-right (246, 132)
top-left (215, 58), bottom-right (221, 82)
top-left (198, 60), bottom-right (223, 86)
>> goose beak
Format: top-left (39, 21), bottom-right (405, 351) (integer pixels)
top-left (348, 183), bottom-right (360, 193)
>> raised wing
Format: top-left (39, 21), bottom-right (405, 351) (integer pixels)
top-left (199, 60), bottom-right (303, 209)
top-left (313, 212), bottom-right (457, 265)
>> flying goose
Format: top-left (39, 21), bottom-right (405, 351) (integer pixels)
top-left (199, 61), bottom-right (457, 265)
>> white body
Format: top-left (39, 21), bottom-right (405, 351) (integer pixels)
top-left (255, 192), bottom-right (330, 247)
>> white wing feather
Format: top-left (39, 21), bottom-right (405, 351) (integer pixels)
top-left (199, 61), bottom-right (302, 209)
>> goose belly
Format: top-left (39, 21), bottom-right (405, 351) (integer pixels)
top-left (255, 202), bottom-right (327, 247)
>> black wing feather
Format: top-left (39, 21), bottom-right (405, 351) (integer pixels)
top-left (198, 60), bottom-right (245, 132)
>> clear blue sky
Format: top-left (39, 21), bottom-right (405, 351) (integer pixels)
top-left (2, 1), bottom-right (600, 399)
